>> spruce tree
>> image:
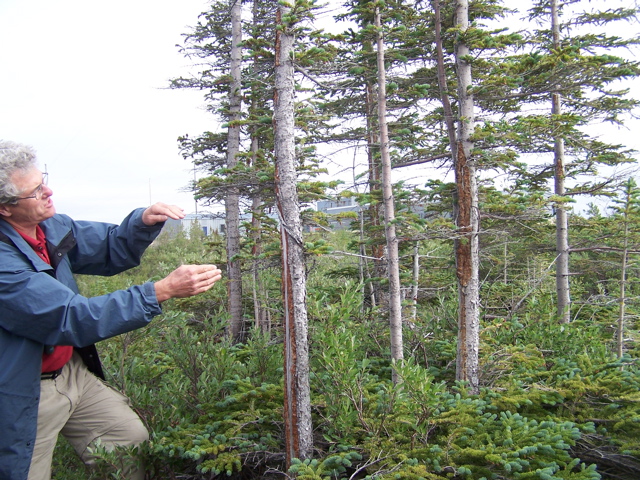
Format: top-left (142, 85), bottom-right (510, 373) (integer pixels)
top-left (479, 0), bottom-right (640, 322)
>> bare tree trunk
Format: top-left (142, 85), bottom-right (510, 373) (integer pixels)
top-left (359, 211), bottom-right (376, 309)
top-left (618, 234), bottom-right (628, 360)
top-left (374, 6), bottom-right (404, 384)
top-left (432, 0), bottom-right (457, 155)
top-left (250, 0), bottom-right (269, 334)
top-left (226, 0), bottom-right (244, 342)
top-left (274, 5), bottom-right (313, 465)
top-left (453, 0), bottom-right (480, 394)
top-left (433, 0), bottom-right (480, 393)
top-left (250, 141), bottom-right (269, 333)
top-left (503, 240), bottom-right (508, 284)
top-left (410, 242), bottom-right (420, 322)
top-left (551, 0), bottom-right (571, 324)
top-left (618, 187), bottom-right (631, 360)
top-left (365, 80), bottom-right (384, 308)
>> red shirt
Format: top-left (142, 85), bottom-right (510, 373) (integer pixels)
top-left (18, 226), bottom-right (74, 372)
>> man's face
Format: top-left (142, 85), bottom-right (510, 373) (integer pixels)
top-left (0, 167), bottom-right (56, 234)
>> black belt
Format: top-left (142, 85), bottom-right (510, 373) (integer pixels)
top-left (41, 368), bottom-right (63, 380)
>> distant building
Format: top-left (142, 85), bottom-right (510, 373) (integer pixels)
top-left (313, 197), bottom-right (362, 231)
top-left (316, 197), bottom-right (361, 215)
top-left (165, 211), bottom-right (278, 237)
top-left (166, 196), bottom-right (429, 236)
top-left (165, 213), bottom-right (226, 237)
top-left (316, 196), bottom-right (430, 230)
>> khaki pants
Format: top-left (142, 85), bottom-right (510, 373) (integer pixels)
top-left (28, 352), bottom-right (148, 480)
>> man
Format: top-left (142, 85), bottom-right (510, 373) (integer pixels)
top-left (0, 140), bottom-right (223, 480)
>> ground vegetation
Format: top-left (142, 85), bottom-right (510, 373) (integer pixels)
top-left (51, 219), bottom-right (640, 480)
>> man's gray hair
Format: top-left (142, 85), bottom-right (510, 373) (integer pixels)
top-left (0, 141), bottom-right (38, 204)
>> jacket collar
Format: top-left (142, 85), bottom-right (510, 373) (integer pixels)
top-left (0, 217), bottom-right (64, 273)
top-left (41, 217), bottom-right (77, 271)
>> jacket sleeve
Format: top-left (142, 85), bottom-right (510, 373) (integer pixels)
top-left (0, 257), bottom-right (162, 347)
top-left (61, 208), bottom-right (165, 276)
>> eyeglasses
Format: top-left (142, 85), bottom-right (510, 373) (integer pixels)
top-left (15, 173), bottom-right (48, 201)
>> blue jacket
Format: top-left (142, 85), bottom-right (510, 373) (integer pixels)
top-left (0, 208), bottom-right (164, 480)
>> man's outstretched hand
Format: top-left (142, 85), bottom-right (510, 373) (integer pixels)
top-left (154, 264), bottom-right (222, 303)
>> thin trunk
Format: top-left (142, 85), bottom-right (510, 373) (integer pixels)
top-left (365, 80), bottom-right (384, 308)
top-left (362, 29), bottom-right (384, 309)
top-left (374, 6), bottom-right (404, 384)
top-left (250, 0), bottom-right (268, 334)
top-left (453, 0), bottom-right (480, 394)
top-left (618, 189), bottom-right (630, 360)
top-left (432, 0), bottom-right (457, 154)
top-left (618, 231), bottom-right (628, 360)
top-left (250, 140), bottom-right (269, 333)
top-left (274, 5), bottom-right (313, 465)
top-left (503, 241), bottom-right (508, 284)
top-left (359, 211), bottom-right (376, 309)
top-left (551, 0), bottom-right (571, 324)
top-left (226, 0), bottom-right (244, 342)
top-left (410, 242), bottom-right (420, 322)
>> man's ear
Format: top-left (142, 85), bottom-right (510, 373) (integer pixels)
top-left (0, 204), bottom-right (12, 218)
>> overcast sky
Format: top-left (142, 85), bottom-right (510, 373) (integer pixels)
top-left (1, 1), bottom-right (638, 225)
top-left (0, 0), bottom-right (214, 224)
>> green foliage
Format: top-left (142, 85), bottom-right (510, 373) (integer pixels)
top-left (63, 226), bottom-right (640, 479)
top-left (288, 451), bottom-right (363, 479)
top-left (152, 379), bottom-right (283, 477)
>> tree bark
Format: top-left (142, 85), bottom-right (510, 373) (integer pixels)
top-left (453, 0), bottom-right (480, 394)
top-left (250, 0), bottom-right (269, 334)
top-left (410, 242), bottom-right (420, 322)
top-left (374, 5), bottom-right (404, 384)
top-left (250, 138), bottom-right (269, 333)
top-left (226, 0), bottom-right (244, 342)
top-left (433, 0), bottom-right (480, 393)
top-left (551, 0), bottom-right (571, 324)
top-left (366, 79), bottom-right (383, 309)
top-left (618, 183), bottom-right (631, 359)
top-left (274, 4), bottom-right (313, 465)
